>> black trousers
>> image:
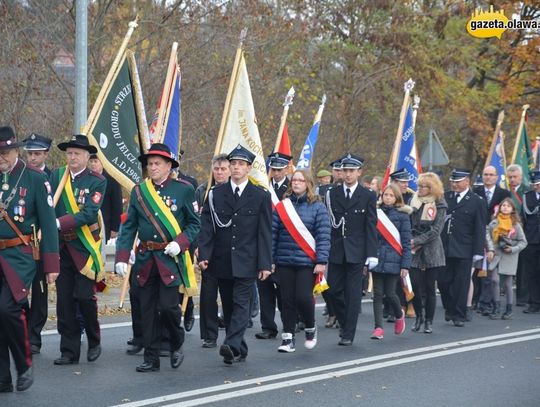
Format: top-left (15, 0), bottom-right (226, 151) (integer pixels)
top-left (327, 262), bottom-right (363, 341)
top-left (438, 257), bottom-right (472, 322)
top-left (277, 266), bottom-right (316, 334)
top-left (28, 260), bottom-right (48, 348)
top-left (56, 246), bottom-right (100, 360)
top-left (218, 277), bottom-right (254, 357)
top-left (199, 272), bottom-right (219, 341)
top-left (410, 267), bottom-right (442, 321)
top-left (139, 264), bottom-right (184, 363)
top-left (0, 275), bottom-right (31, 384)
top-left (372, 273), bottom-right (401, 328)
top-left (256, 273), bottom-right (282, 334)
top-left (129, 267), bottom-right (143, 347)
top-left (522, 244), bottom-right (540, 308)
top-left (516, 252), bottom-right (530, 305)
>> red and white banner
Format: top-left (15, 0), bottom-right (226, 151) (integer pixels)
top-left (274, 195), bottom-right (317, 262)
top-left (376, 208), bottom-right (403, 255)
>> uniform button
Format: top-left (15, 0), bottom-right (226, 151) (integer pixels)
top-left (137, 275), bottom-right (140, 278)
top-left (233, 224), bottom-right (237, 227)
top-left (155, 212), bottom-right (158, 216)
top-left (171, 275), bottom-right (174, 279)
top-left (22, 288), bottom-right (27, 292)
top-left (345, 212), bottom-right (348, 215)
top-left (234, 213), bottom-right (238, 216)
top-left (232, 236), bottom-right (235, 239)
top-left (153, 235), bottom-right (157, 239)
top-left (232, 247), bottom-right (235, 250)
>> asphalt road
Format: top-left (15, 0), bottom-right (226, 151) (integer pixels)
top-left (3, 299), bottom-right (540, 407)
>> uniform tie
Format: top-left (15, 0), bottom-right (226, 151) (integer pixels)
top-left (346, 188), bottom-right (351, 200)
top-left (234, 186), bottom-right (240, 201)
top-left (274, 183), bottom-right (279, 191)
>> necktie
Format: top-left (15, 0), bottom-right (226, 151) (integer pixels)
top-left (234, 186), bottom-right (240, 201)
top-left (346, 188), bottom-right (351, 200)
top-left (456, 193), bottom-right (461, 204)
top-left (485, 189), bottom-right (492, 204)
top-left (274, 183), bottom-right (279, 191)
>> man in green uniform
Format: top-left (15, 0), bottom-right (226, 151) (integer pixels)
top-left (22, 133), bottom-right (53, 354)
top-left (115, 143), bottom-right (200, 372)
top-left (50, 134), bottom-right (106, 365)
top-left (0, 126), bottom-right (59, 392)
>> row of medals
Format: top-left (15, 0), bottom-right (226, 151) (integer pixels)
top-left (75, 188), bottom-right (90, 210)
top-left (157, 190), bottom-right (178, 212)
top-left (8, 185), bottom-right (27, 223)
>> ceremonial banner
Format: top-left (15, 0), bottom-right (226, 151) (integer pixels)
top-left (218, 54), bottom-right (267, 186)
top-left (511, 106), bottom-right (534, 187)
top-left (87, 53), bottom-right (147, 190)
top-left (297, 95), bottom-right (326, 170)
top-left (394, 104), bottom-right (421, 191)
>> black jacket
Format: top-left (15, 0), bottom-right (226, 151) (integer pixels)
top-left (522, 190), bottom-right (540, 245)
top-left (473, 185), bottom-right (511, 220)
top-left (326, 184), bottom-right (378, 264)
top-left (272, 177), bottom-right (289, 201)
top-left (101, 171), bottom-right (123, 241)
top-left (198, 181), bottom-right (273, 279)
top-left (441, 189), bottom-right (486, 259)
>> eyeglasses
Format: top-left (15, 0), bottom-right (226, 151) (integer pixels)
top-left (291, 178), bottom-right (306, 183)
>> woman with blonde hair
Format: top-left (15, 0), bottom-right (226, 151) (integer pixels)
top-left (409, 172), bottom-right (447, 334)
top-left (272, 169), bottom-right (331, 353)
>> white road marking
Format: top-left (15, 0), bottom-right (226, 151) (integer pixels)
top-left (110, 328), bottom-right (540, 407)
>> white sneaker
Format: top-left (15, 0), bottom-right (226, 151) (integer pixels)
top-left (304, 327), bottom-right (317, 349)
top-left (277, 333), bottom-right (295, 353)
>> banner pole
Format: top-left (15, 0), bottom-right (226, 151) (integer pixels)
top-left (510, 104), bottom-right (530, 164)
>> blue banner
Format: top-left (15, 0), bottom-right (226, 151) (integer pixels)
top-left (396, 105), bottom-right (419, 190)
top-left (296, 121), bottom-right (320, 169)
top-left (488, 131), bottom-right (507, 188)
top-left (162, 73), bottom-right (181, 160)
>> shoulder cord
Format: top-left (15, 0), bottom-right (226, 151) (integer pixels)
top-left (208, 189), bottom-right (231, 230)
top-left (0, 161), bottom-right (27, 209)
top-left (522, 193), bottom-right (539, 216)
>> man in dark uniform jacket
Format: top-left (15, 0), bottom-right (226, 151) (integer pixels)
top-left (521, 171), bottom-right (540, 314)
top-left (473, 165), bottom-right (511, 314)
top-left (115, 143), bottom-right (200, 372)
top-left (195, 154), bottom-right (230, 348)
top-left (439, 169), bottom-right (487, 327)
top-left (22, 133), bottom-right (54, 355)
top-left (198, 144), bottom-right (272, 364)
top-left (318, 158), bottom-right (343, 200)
top-left (51, 135), bottom-right (106, 365)
top-left (0, 126), bottom-right (59, 392)
top-left (326, 153), bottom-right (378, 346)
top-left (255, 152), bottom-right (291, 340)
top-left (88, 154), bottom-right (123, 242)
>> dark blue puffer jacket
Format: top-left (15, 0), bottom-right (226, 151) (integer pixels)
top-left (272, 193), bottom-right (331, 266)
top-left (373, 205), bottom-right (412, 275)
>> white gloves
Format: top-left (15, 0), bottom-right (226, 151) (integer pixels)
top-left (366, 257), bottom-right (379, 270)
top-left (164, 241), bottom-right (181, 257)
top-left (129, 249), bottom-right (136, 265)
top-left (115, 262), bottom-right (128, 277)
top-left (472, 255), bottom-right (484, 263)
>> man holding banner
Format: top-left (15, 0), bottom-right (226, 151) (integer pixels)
top-left (51, 135), bottom-right (106, 365)
top-left (115, 143), bottom-right (200, 372)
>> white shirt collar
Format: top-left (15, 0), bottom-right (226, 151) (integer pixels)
top-left (484, 186), bottom-right (495, 194)
top-left (231, 179), bottom-right (249, 196)
top-left (70, 167), bottom-right (86, 180)
top-left (272, 177), bottom-right (286, 189)
top-left (343, 182), bottom-right (359, 196)
top-left (458, 188), bottom-right (469, 200)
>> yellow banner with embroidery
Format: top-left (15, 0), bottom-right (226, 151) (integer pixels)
top-left (60, 166), bottom-right (105, 281)
top-left (141, 179), bottom-right (198, 295)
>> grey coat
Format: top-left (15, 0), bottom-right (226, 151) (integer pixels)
top-left (486, 220), bottom-right (527, 276)
top-left (410, 198), bottom-right (447, 269)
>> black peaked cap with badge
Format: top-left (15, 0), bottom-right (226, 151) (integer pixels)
top-left (227, 144), bottom-right (255, 164)
top-left (339, 153), bottom-right (364, 169)
top-left (449, 168), bottom-right (471, 182)
top-left (390, 167), bottom-right (413, 181)
top-left (268, 152), bottom-right (292, 169)
top-left (23, 133), bottom-right (53, 151)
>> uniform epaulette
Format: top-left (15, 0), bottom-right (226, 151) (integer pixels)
top-left (174, 177), bottom-right (192, 186)
top-left (89, 170), bottom-right (106, 180)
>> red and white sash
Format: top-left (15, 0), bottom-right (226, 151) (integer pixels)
top-left (376, 208), bottom-right (403, 255)
top-left (274, 195), bottom-right (317, 262)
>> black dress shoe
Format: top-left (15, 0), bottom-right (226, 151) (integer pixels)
top-left (424, 320), bottom-right (433, 334)
top-left (444, 311), bottom-right (451, 322)
top-left (170, 347), bottom-right (184, 369)
top-left (247, 319), bottom-right (253, 328)
top-left (16, 367), bottom-right (33, 392)
top-left (338, 338), bottom-right (353, 346)
top-left (202, 339), bottom-right (217, 348)
top-left (136, 361), bottom-right (160, 372)
top-left (30, 345), bottom-right (40, 355)
top-left (0, 382), bottom-right (13, 393)
top-left (411, 317), bottom-right (424, 332)
top-left (184, 317), bottom-right (195, 332)
top-left (54, 356), bottom-right (78, 365)
top-left (87, 345), bottom-right (102, 362)
top-left (255, 331), bottom-right (277, 339)
top-left (218, 314), bottom-right (226, 329)
top-left (127, 338), bottom-right (135, 345)
top-left (126, 344), bottom-right (143, 355)
top-left (219, 344), bottom-right (235, 365)
top-left (453, 320), bottom-right (465, 327)
top-left (523, 307), bottom-right (540, 314)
